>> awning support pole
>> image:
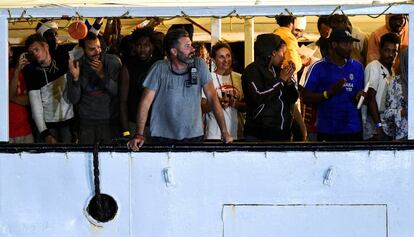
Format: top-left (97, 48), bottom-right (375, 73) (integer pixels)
top-left (210, 17), bottom-right (221, 46)
top-left (244, 17), bottom-right (254, 68)
top-left (0, 15), bottom-right (8, 142)
top-left (408, 12), bottom-right (413, 139)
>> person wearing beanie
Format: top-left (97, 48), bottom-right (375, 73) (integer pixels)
top-left (242, 33), bottom-right (298, 141)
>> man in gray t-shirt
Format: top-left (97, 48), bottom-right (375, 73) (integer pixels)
top-left (127, 29), bottom-right (232, 150)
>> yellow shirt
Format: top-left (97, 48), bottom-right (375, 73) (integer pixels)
top-left (273, 26), bottom-right (302, 74)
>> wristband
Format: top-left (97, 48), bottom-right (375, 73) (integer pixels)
top-left (133, 133), bottom-right (145, 139)
top-left (375, 122), bottom-right (382, 129)
top-left (122, 131), bottom-right (131, 137)
top-left (323, 91), bottom-right (329, 99)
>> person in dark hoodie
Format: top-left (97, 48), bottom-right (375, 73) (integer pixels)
top-left (242, 33), bottom-right (298, 141)
top-left (67, 32), bottom-right (122, 144)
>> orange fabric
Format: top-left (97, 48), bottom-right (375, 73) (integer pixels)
top-left (273, 27), bottom-right (302, 74)
top-left (366, 24), bottom-right (408, 73)
top-left (9, 68), bottom-right (32, 138)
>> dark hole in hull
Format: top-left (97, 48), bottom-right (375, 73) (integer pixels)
top-left (86, 193), bottom-right (118, 223)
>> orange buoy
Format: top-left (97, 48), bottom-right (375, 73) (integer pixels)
top-left (68, 21), bottom-right (88, 40)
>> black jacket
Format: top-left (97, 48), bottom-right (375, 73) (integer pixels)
top-left (242, 61), bottom-right (298, 139)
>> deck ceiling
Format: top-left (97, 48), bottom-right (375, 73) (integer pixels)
top-left (2, 0), bottom-right (412, 44)
top-left (7, 15), bottom-right (387, 44)
top-left (0, 0), bottom-right (392, 8)
top-left (1, 1), bottom-right (412, 17)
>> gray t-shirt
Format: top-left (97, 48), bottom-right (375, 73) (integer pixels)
top-left (143, 58), bottom-right (211, 139)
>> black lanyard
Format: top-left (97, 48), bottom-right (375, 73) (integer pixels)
top-left (215, 71), bottom-right (235, 97)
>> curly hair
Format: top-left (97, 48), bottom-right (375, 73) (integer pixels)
top-left (131, 26), bottom-right (164, 60)
top-left (210, 41), bottom-right (232, 60)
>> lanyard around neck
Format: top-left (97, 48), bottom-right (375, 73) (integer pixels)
top-left (215, 71), bottom-right (235, 96)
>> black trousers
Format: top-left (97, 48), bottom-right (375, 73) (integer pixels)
top-left (317, 132), bottom-right (362, 142)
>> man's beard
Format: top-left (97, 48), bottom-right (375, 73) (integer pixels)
top-left (336, 49), bottom-right (351, 60)
top-left (382, 57), bottom-right (394, 69)
top-left (88, 54), bottom-right (101, 61)
top-left (177, 50), bottom-right (194, 65)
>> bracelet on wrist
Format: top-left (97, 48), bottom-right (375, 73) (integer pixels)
top-left (323, 90), bottom-right (329, 100)
top-left (133, 133), bottom-right (145, 139)
top-left (375, 122), bottom-right (382, 129)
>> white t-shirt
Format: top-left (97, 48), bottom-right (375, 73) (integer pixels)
top-left (362, 60), bottom-right (393, 139)
top-left (204, 71), bottom-right (243, 140)
top-left (143, 58), bottom-right (211, 140)
top-left (365, 60), bottom-right (392, 112)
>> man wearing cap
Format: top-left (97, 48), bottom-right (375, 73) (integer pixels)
top-left (242, 33), bottom-right (298, 141)
top-left (302, 29), bottom-right (364, 141)
top-left (328, 14), bottom-right (368, 66)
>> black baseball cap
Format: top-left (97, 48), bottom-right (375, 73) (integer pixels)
top-left (329, 29), bottom-right (360, 42)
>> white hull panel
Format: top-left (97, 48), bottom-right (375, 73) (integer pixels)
top-left (1, 150), bottom-right (413, 236)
